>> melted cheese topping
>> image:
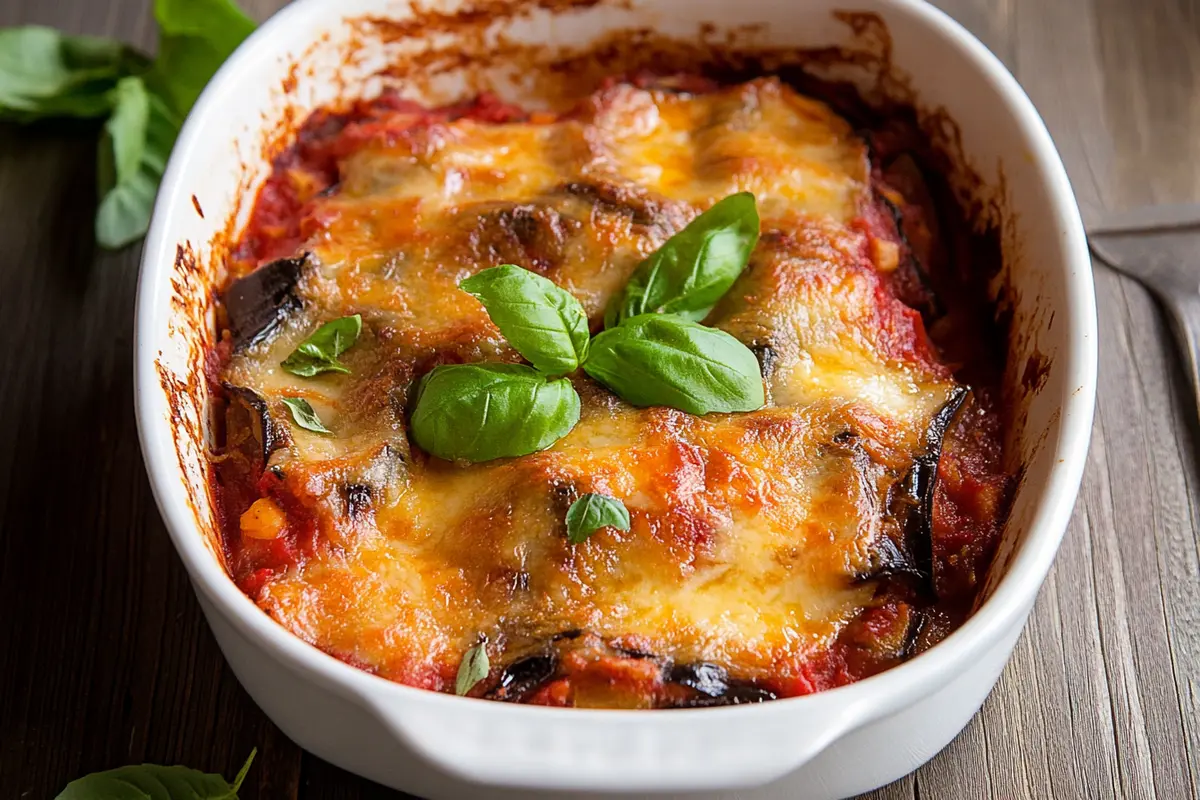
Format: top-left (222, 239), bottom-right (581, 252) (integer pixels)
top-left (221, 78), bottom-right (957, 696)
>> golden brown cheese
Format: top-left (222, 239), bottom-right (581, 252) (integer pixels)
top-left (219, 78), bottom-right (960, 700)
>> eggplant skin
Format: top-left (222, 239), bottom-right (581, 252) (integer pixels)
top-left (664, 661), bottom-right (778, 708)
top-left (225, 254), bottom-right (306, 348)
top-left (223, 384), bottom-right (281, 466)
top-left (664, 685), bottom-right (777, 708)
top-left (487, 652), bottom-right (559, 702)
top-left (485, 641), bottom-right (780, 707)
top-left (847, 386), bottom-right (969, 589)
top-left (892, 386), bottom-right (970, 587)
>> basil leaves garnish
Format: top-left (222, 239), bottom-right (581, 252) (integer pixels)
top-left (95, 76), bottom-right (179, 248)
top-left (411, 268), bottom-right (588, 463)
top-left (566, 493), bottom-right (630, 544)
top-left (0, 27), bottom-right (148, 122)
top-left (605, 191), bottom-right (759, 327)
top-left (143, 0), bottom-right (257, 120)
top-left (455, 640), bottom-right (490, 696)
top-left (410, 364), bottom-right (580, 462)
top-left (410, 193), bottom-right (764, 463)
top-left (1, 0), bottom-right (256, 248)
top-left (55, 749), bottom-right (256, 799)
top-left (585, 314), bottom-right (765, 415)
top-left (281, 397), bottom-right (332, 434)
top-left (281, 314), bottom-right (362, 376)
top-left (461, 265), bottom-right (589, 376)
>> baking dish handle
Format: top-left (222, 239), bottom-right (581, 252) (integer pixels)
top-left (365, 690), bottom-right (871, 792)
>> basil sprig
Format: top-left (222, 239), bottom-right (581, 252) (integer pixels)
top-left (281, 397), bottom-right (332, 434)
top-left (142, 0), bottom-right (256, 120)
top-left (460, 265), bottom-right (589, 376)
top-left (0, 27), bottom-right (148, 121)
top-left (456, 640), bottom-right (490, 696)
top-left (411, 364), bottom-right (580, 462)
top-left (605, 191), bottom-right (759, 327)
top-left (409, 193), bottom-right (764, 464)
top-left (411, 268), bottom-right (589, 463)
top-left (566, 493), bottom-right (630, 544)
top-left (281, 314), bottom-right (362, 376)
top-left (0, 0), bottom-right (256, 248)
top-left (96, 77), bottom-right (180, 248)
top-left (585, 314), bottom-right (765, 415)
top-left (55, 749), bottom-right (256, 799)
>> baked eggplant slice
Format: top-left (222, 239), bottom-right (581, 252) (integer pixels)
top-left (663, 662), bottom-right (777, 708)
top-left (225, 254), bottom-right (306, 348)
top-left (222, 384), bottom-right (283, 467)
top-left (668, 661), bottom-right (730, 697)
top-left (664, 685), bottom-right (778, 708)
top-left (488, 652), bottom-right (559, 702)
top-left (486, 637), bottom-right (779, 708)
top-left (890, 386), bottom-right (970, 586)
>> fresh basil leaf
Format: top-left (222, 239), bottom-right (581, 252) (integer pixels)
top-left (146, 0), bottom-right (256, 119)
top-left (584, 314), bottom-right (765, 415)
top-left (460, 265), bottom-right (590, 376)
top-left (410, 363), bottom-right (580, 463)
top-left (455, 640), bottom-right (490, 696)
top-left (605, 192), bottom-right (759, 328)
top-left (281, 314), bottom-right (362, 377)
top-left (95, 76), bottom-right (180, 248)
top-left (0, 26), bottom-right (147, 121)
top-left (565, 493), bottom-right (630, 544)
top-left (55, 749), bottom-right (256, 800)
top-left (281, 397), bottom-right (332, 434)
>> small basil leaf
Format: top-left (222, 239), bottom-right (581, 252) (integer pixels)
top-left (281, 315), bottom-right (362, 377)
top-left (146, 0), bottom-right (257, 119)
top-left (584, 315), bottom-right (765, 415)
top-left (410, 363), bottom-right (580, 463)
top-left (95, 76), bottom-right (180, 249)
top-left (281, 397), bottom-right (332, 434)
top-left (0, 26), bottom-right (148, 121)
top-left (605, 192), bottom-right (759, 328)
top-left (55, 749), bottom-right (256, 800)
top-left (456, 640), bottom-right (490, 696)
top-left (565, 493), bottom-right (630, 544)
top-left (460, 265), bottom-right (589, 376)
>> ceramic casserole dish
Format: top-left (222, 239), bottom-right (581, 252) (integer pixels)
top-left (134, 0), bottom-right (1097, 797)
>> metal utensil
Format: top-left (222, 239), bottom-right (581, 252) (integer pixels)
top-left (1087, 204), bottom-right (1200, 406)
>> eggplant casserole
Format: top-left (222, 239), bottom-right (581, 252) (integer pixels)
top-left (208, 73), bottom-right (1014, 708)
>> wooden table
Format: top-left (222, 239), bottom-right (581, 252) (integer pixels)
top-left (2, 0), bottom-right (1197, 797)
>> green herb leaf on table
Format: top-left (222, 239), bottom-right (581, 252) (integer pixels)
top-left (0, 0), bottom-right (257, 249)
top-left (0, 26), bottom-right (147, 121)
top-left (565, 493), bottom-right (630, 544)
top-left (460, 265), bottom-right (590, 376)
top-left (584, 314), bottom-right (765, 415)
top-left (281, 314), bottom-right (363, 377)
top-left (410, 363), bottom-right (581, 463)
top-left (281, 397), bottom-right (332, 434)
top-left (605, 192), bottom-right (759, 328)
top-left (456, 640), bottom-right (490, 696)
top-left (55, 749), bottom-right (256, 800)
top-left (145, 0), bottom-right (257, 118)
top-left (95, 76), bottom-right (180, 248)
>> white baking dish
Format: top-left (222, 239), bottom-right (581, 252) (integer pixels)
top-left (134, 0), bottom-right (1097, 796)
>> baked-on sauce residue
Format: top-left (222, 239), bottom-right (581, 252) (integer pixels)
top-left (206, 71), bottom-right (1014, 708)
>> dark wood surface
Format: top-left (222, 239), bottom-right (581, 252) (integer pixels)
top-left (2, 0), bottom-right (1198, 797)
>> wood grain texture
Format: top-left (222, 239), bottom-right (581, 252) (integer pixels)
top-left (0, 0), bottom-right (1196, 798)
